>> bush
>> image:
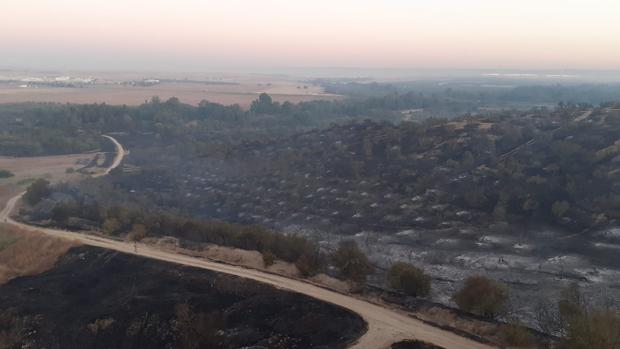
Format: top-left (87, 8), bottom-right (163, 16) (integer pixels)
top-left (262, 251), bottom-right (275, 267)
top-left (452, 275), bottom-right (509, 318)
top-left (295, 250), bottom-right (322, 277)
top-left (387, 262), bottom-right (431, 297)
top-left (499, 323), bottom-right (534, 347)
top-left (126, 223), bottom-right (147, 242)
top-left (86, 318), bottom-right (115, 335)
top-left (556, 284), bottom-right (620, 349)
top-left (332, 240), bottom-right (373, 284)
top-left (102, 218), bottom-right (121, 235)
top-left (561, 309), bottom-right (620, 349)
top-left (0, 169), bottom-right (14, 178)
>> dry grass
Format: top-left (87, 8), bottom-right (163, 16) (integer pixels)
top-left (0, 79), bottom-right (340, 108)
top-left (309, 274), bottom-right (351, 293)
top-left (0, 153), bottom-right (93, 186)
top-left (0, 152), bottom-right (87, 285)
top-left (146, 235), bottom-right (350, 292)
top-left (416, 307), bottom-right (510, 346)
top-left (0, 185), bottom-right (22, 212)
top-left (201, 244), bottom-right (303, 277)
top-left (0, 224), bottom-right (78, 284)
top-left (197, 244), bottom-right (350, 290)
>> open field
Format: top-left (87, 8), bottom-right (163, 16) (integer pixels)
top-left (0, 153), bottom-right (93, 186)
top-left (0, 152), bottom-right (95, 284)
top-left (0, 73), bottom-right (341, 107)
top-left (0, 224), bottom-right (77, 284)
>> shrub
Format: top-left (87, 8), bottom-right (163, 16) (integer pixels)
top-left (0, 170), bottom-right (14, 178)
top-left (563, 309), bottom-right (620, 349)
top-left (499, 322), bottom-right (534, 347)
top-left (126, 223), bottom-right (147, 242)
top-left (557, 284), bottom-right (620, 349)
top-left (262, 251), bottom-right (275, 267)
top-left (452, 275), bottom-right (509, 318)
top-left (102, 218), bottom-right (121, 235)
top-left (174, 303), bottom-right (223, 349)
top-left (387, 262), bottom-right (431, 297)
top-left (332, 240), bottom-right (373, 284)
top-left (86, 318), bottom-right (115, 335)
top-left (552, 200), bottom-right (570, 218)
top-left (295, 250), bottom-right (322, 278)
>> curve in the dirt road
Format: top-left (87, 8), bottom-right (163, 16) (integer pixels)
top-left (96, 135), bottom-right (125, 177)
top-left (0, 136), bottom-right (495, 349)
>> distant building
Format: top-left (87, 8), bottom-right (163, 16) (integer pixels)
top-left (142, 79), bottom-right (160, 86)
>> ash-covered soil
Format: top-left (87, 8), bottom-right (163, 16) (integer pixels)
top-left (0, 246), bottom-right (365, 349)
top-left (286, 225), bottom-right (620, 327)
top-left (391, 340), bottom-right (445, 349)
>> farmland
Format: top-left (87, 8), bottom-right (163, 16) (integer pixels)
top-left (0, 72), bottom-right (340, 107)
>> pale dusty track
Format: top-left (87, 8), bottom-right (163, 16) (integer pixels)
top-left (95, 135), bottom-right (125, 177)
top-left (0, 136), bottom-right (494, 349)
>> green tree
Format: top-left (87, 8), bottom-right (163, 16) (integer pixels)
top-left (387, 262), bottom-right (431, 297)
top-left (453, 275), bottom-right (509, 318)
top-left (51, 202), bottom-right (76, 225)
top-left (23, 179), bottom-right (51, 205)
top-left (250, 93), bottom-right (278, 114)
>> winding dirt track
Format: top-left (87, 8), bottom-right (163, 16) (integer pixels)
top-left (0, 136), bottom-right (494, 349)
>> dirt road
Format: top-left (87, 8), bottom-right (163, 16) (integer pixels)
top-left (0, 136), bottom-right (494, 349)
top-left (96, 135), bottom-right (125, 177)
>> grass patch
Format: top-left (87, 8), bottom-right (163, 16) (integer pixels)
top-left (0, 226), bottom-right (77, 284)
top-left (0, 234), bottom-right (18, 251)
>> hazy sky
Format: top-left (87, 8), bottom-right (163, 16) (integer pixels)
top-left (2, 0), bottom-right (619, 71)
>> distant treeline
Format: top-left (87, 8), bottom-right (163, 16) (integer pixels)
top-left (318, 80), bottom-right (620, 105)
top-left (0, 92), bottom-right (443, 156)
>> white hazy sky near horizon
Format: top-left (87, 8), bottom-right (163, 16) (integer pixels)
top-left (1, 0), bottom-right (619, 71)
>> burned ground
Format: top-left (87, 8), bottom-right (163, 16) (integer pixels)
top-left (0, 246), bottom-right (365, 349)
top-left (391, 340), bottom-right (445, 349)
